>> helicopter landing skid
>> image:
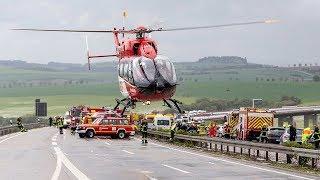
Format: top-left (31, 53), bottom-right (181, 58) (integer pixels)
top-left (163, 98), bottom-right (183, 113)
top-left (113, 98), bottom-right (136, 117)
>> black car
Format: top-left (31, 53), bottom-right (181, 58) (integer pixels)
top-left (267, 127), bottom-right (285, 144)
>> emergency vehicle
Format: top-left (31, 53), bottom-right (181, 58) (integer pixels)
top-left (235, 107), bottom-right (274, 141)
top-left (76, 116), bottom-right (135, 139)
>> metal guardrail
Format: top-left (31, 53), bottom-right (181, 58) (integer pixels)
top-left (0, 123), bottom-right (47, 136)
top-left (148, 130), bottom-right (320, 168)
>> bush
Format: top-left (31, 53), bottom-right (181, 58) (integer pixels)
top-left (313, 75), bottom-right (320, 82)
top-left (283, 141), bottom-right (314, 149)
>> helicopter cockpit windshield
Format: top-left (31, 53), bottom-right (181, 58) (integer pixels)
top-left (131, 56), bottom-right (177, 88)
top-left (132, 57), bottom-right (156, 87)
top-left (136, 32), bottom-right (145, 39)
top-left (155, 56), bottom-right (177, 86)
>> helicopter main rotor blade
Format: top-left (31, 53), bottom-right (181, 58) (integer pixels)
top-left (11, 28), bottom-right (115, 33)
top-left (11, 28), bottom-right (137, 34)
top-left (150, 19), bottom-right (279, 32)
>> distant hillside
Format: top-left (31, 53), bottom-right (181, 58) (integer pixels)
top-left (198, 56), bottom-right (248, 64)
top-left (0, 60), bottom-right (116, 72)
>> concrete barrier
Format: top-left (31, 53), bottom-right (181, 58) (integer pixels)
top-left (148, 130), bottom-right (320, 168)
top-left (0, 123), bottom-right (47, 136)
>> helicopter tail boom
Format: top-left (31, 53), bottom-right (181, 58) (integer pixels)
top-left (85, 35), bottom-right (117, 70)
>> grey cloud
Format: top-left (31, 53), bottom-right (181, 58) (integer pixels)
top-left (0, 0), bottom-right (319, 65)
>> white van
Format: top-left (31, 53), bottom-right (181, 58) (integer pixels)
top-left (153, 115), bottom-right (172, 130)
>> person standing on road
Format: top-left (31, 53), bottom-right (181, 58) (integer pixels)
top-left (57, 117), bottom-right (64, 134)
top-left (259, 123), bottom-right (268, 143)
top-left (49, 117), bottom-right (53, 127)
top-left (17, 117), bottom-right (27, 132)
top-left (208, 123), bottom-right (217, 138)
top-left (289, 124), bottom-right (297, 142)
top-left (141, 122), bottom-right (148, 144)
top-left (224, 122), bottom-right (230, 139)
top-left (170, 122), bottom-right (177, 141)
top-left (313, 125), bottom-right (319, 149)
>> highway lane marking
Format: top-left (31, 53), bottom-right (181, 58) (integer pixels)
top-left (145, 174), bottom-right (158, 180)
top-left (161, 164), bottom-right (190, 174)
top-left (0, 133), bottom-right (22, 144)
top-left (53, 147), bottom-right (90, 180)
top-left (0, 135), bottom-right (8, 139)
top-left (149, 141), bottom-right (315, 180)
top-left (122, 150), bottom-right (135, 155)
top-left (208, 162), bottom-right (215, 165)
top-left (51, 147), bottom-right (63, 180)
top-left (105, 142), bottom-right (111, 145)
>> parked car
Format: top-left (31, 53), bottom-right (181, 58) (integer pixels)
top-left (267, 127), bottom-right (285, 144)
top-left (280, 128), bottom-right (303, 144)
top-left (76, 117), bottom-right (135, 139)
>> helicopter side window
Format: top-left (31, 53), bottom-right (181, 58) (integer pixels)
top-left (128, 61), bottom-right (134, 84)
top-left (123, 62), bottom-right (129, 81)
top-left (119, 63), bottom-right (124, 78)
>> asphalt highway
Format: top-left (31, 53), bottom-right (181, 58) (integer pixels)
top-left (0, 127), bottom-right (318, 180)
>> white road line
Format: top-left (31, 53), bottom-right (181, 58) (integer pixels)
top-left (0, 135), bottom-right (8, 139)
top-left (145, 174), bottom-right (158, 180)
top-left (122, 150), bottom-right (134, 155)
top-left (0, 133), bottom-right (22, 144)
top-left (52, 147), bottom-right (90, 180)
top-left (161, 164), bottom-right (190, 174)
top-left (208, 162), bottom-right (215, 165)
top-left (51, 147), bottom-right (62, 180)
top-left (150, 142), bottom-right (314, 180)
top-left (105, 142), bottom-right (111, 145)
top-left (52, 142), bottom-right (57, 146)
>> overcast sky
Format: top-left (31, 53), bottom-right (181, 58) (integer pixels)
top-left (0, 0), bottom-right (319, 66)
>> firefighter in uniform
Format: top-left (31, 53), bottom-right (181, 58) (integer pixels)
top-left (57, 117), bottom-right (64, 134)
top-left (223, 122), bottom-right (230, 139)
top-left (314, 125), bottom-right (320, 149)
top-left (141, 122), bottom-right (148, 144)
top-left (259, 123), bottom-right (268, 143)
top-left (49, 117), bottom-right (53, 127)
top-left (170, 122), bottom-right (177, 141)
top-left (17, 117), bottom-right (27, 132)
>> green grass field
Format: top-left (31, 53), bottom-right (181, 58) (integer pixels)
top-left (0, 64), bottom-right (319, 117)
top-left (0, 80), bottom-right (319, 117)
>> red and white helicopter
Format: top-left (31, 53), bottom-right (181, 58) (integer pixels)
top-left (13, 16), bottom-right (277, 115)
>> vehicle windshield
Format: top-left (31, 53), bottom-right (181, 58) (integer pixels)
top-left (92, 118), bottom-right (102, 124)
top-left (132, 57), bottom-right (156, 87)
top-left (269, 128), bottom-right (285, 135)
top-left (155, 56), bottom-right (177, 86)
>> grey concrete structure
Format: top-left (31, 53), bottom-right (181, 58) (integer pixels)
top-left (0, 127), bottom-right (318, 180)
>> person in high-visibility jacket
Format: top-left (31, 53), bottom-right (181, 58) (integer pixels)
top-left (208, 123), bottom-right (217, 138)
top-left (302, 127), bottom-right (312, 143)
top-left (57, 117), bottom-right (64, 134)
top-left (170, 123), bottom-right (177, 141)
top-left (259, 123), bottom-right (268, 143)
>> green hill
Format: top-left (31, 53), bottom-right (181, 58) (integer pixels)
top-left (0, 58), bottom-right (318, 117)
